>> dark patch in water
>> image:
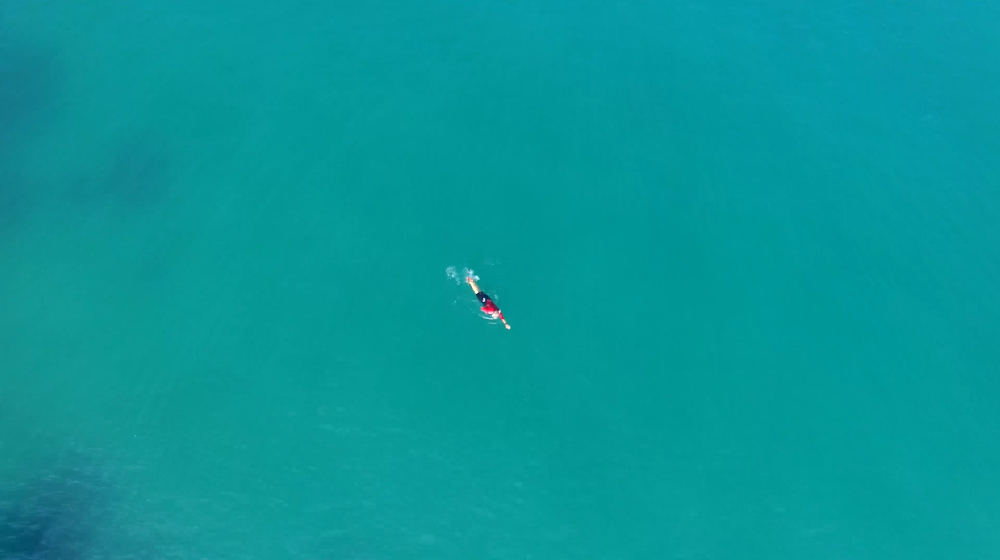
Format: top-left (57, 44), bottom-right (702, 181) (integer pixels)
top-left (104, 132), bottom-right (174, 208)
top-left (0, 178), bottom-right (30, 234)
top-left (0, 460), bottom-right (112, 560)
top-left (0, 45), bottom-right (56, 148)
top-left (0, 26), bottom-right (172, 231)
top-left (68, 132), bottom-right (175, 211)
top-left (0, 38), bottom-right (59, 232)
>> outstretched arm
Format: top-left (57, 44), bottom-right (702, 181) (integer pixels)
top-left (466, 277), bottom-right (481, 294)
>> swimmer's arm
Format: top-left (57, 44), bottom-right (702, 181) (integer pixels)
top-left (466, 277), bottom-right (481, 294)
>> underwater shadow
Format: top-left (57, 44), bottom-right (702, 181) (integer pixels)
top-left (0, 43), bottom-right (57, 150)
top-left (68, 130), bottom-right (176, 212)
top-left (0, 38), bottom-right (60, 232)
top-left (0, 456), bottom-right (113, 560)
top-left (104, 131), bottom-right (175, 208)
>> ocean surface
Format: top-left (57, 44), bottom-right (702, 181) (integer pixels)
top-left (2, 1), bottom-right (999, 558)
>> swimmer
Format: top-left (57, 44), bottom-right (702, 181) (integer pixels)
top-left (466, 276), bottom-right (511, 330)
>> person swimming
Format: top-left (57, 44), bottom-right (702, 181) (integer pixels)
top-left (466, 276), bottom-right (510, 330)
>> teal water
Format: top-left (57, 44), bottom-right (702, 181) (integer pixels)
top-left (2, 1), bottom-right (999, 558)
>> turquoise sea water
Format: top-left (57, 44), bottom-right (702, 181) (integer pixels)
top-left (2, 1), bottom-right (999, 558)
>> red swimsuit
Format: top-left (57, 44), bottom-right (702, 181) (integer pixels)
top-left (481, 301), bottom-right (499, 314)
